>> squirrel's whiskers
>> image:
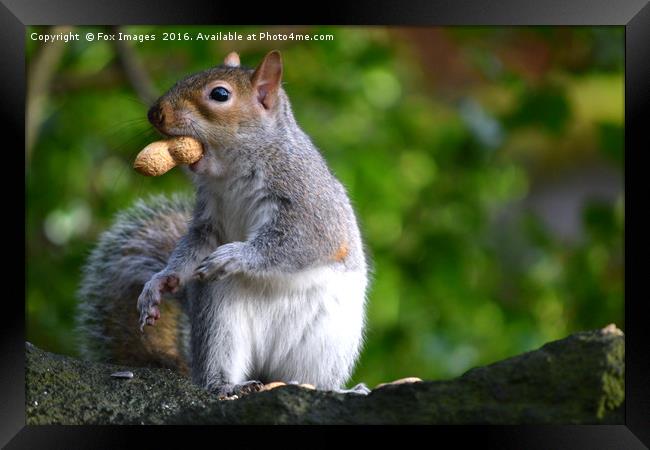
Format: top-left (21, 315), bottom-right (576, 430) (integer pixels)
top-left (77, 50), bottom-right (370, 397)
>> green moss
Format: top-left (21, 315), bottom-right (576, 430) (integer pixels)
top-left (26, 327), bottom-right (625, 424)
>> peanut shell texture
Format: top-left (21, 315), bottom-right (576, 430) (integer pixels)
top-left (133, 136), bottom-right (204, 176)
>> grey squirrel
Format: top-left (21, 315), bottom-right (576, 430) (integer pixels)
top-left (76, 50), bottom-right (370, 397)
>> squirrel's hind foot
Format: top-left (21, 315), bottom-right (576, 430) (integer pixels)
top-left (214, 380), bottom-right (265, 399)
top-left (333, 383), bottom-right (371, 395)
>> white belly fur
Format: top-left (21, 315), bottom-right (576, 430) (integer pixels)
top-left (212, 265), bottom-right (367, 389)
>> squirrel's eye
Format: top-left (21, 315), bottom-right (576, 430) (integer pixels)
top-left (209, 86), bottom-right (230, 102)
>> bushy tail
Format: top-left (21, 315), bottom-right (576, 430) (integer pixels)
top-left (76, 194), bottom-right (193, 374)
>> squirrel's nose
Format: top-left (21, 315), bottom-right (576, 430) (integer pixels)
top-left (147, 104), bottom-right (165, 127)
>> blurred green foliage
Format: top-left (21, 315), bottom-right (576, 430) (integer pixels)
top-left (26, 26), bottom-right (624, 387)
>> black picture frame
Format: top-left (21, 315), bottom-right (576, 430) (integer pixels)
top-left (3, 0), bottom-right (648, 447)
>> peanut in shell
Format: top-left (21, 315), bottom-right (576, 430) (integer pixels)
top-left (133, 136), bottom-right (204, 176)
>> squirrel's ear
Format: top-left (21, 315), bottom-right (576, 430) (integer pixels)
top-left (223, 52), bottom-right (240, 67)
top-left (251, 50), bottom-right (283, 110)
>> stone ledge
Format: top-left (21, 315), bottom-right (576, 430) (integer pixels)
top-left (26, 325), bottom-right (624, 424)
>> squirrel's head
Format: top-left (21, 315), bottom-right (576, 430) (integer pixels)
top-left (147, 50), bottom-right (284, 151)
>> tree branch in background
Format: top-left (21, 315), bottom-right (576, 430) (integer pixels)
top-left (50, 65), bottom-right (126, 94)
top-left (109, 26), bottom-right (157, 106)
top-left (27, 26), bottom-right (73, 165)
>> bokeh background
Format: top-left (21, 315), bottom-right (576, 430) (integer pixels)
top-left (26, 26), bottom-right (624, 388)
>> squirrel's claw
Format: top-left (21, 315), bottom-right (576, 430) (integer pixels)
top-left (193, 263), bottom-right (226, 281)
top-left (193, 253), bottom-right (230, 280)
top-left (138, 306), bottom-right (159, 332)
top-left (213, 380), bottom-right (265, 399)
top-left (194, 243), bottom-right (247, 281)
top-left (136, 275), bottom-right (170, 332)
top-left (138, 311), bottom-right (154, 332)
top-left (136, 273), bottom-right (178, 332)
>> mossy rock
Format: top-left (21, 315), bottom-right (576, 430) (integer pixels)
top-left (26, 325), bottom-right (624, 424)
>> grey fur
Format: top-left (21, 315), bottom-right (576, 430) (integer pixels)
top-left (76, 194), bottom-right (193, 365)
top-left (78, 55), bottom-right (369, 395)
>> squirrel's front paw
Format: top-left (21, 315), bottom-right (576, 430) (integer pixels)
top-left (136, 273), bottom-right (179, 331)
top-left (193, 242), bottom-right (248, 281)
